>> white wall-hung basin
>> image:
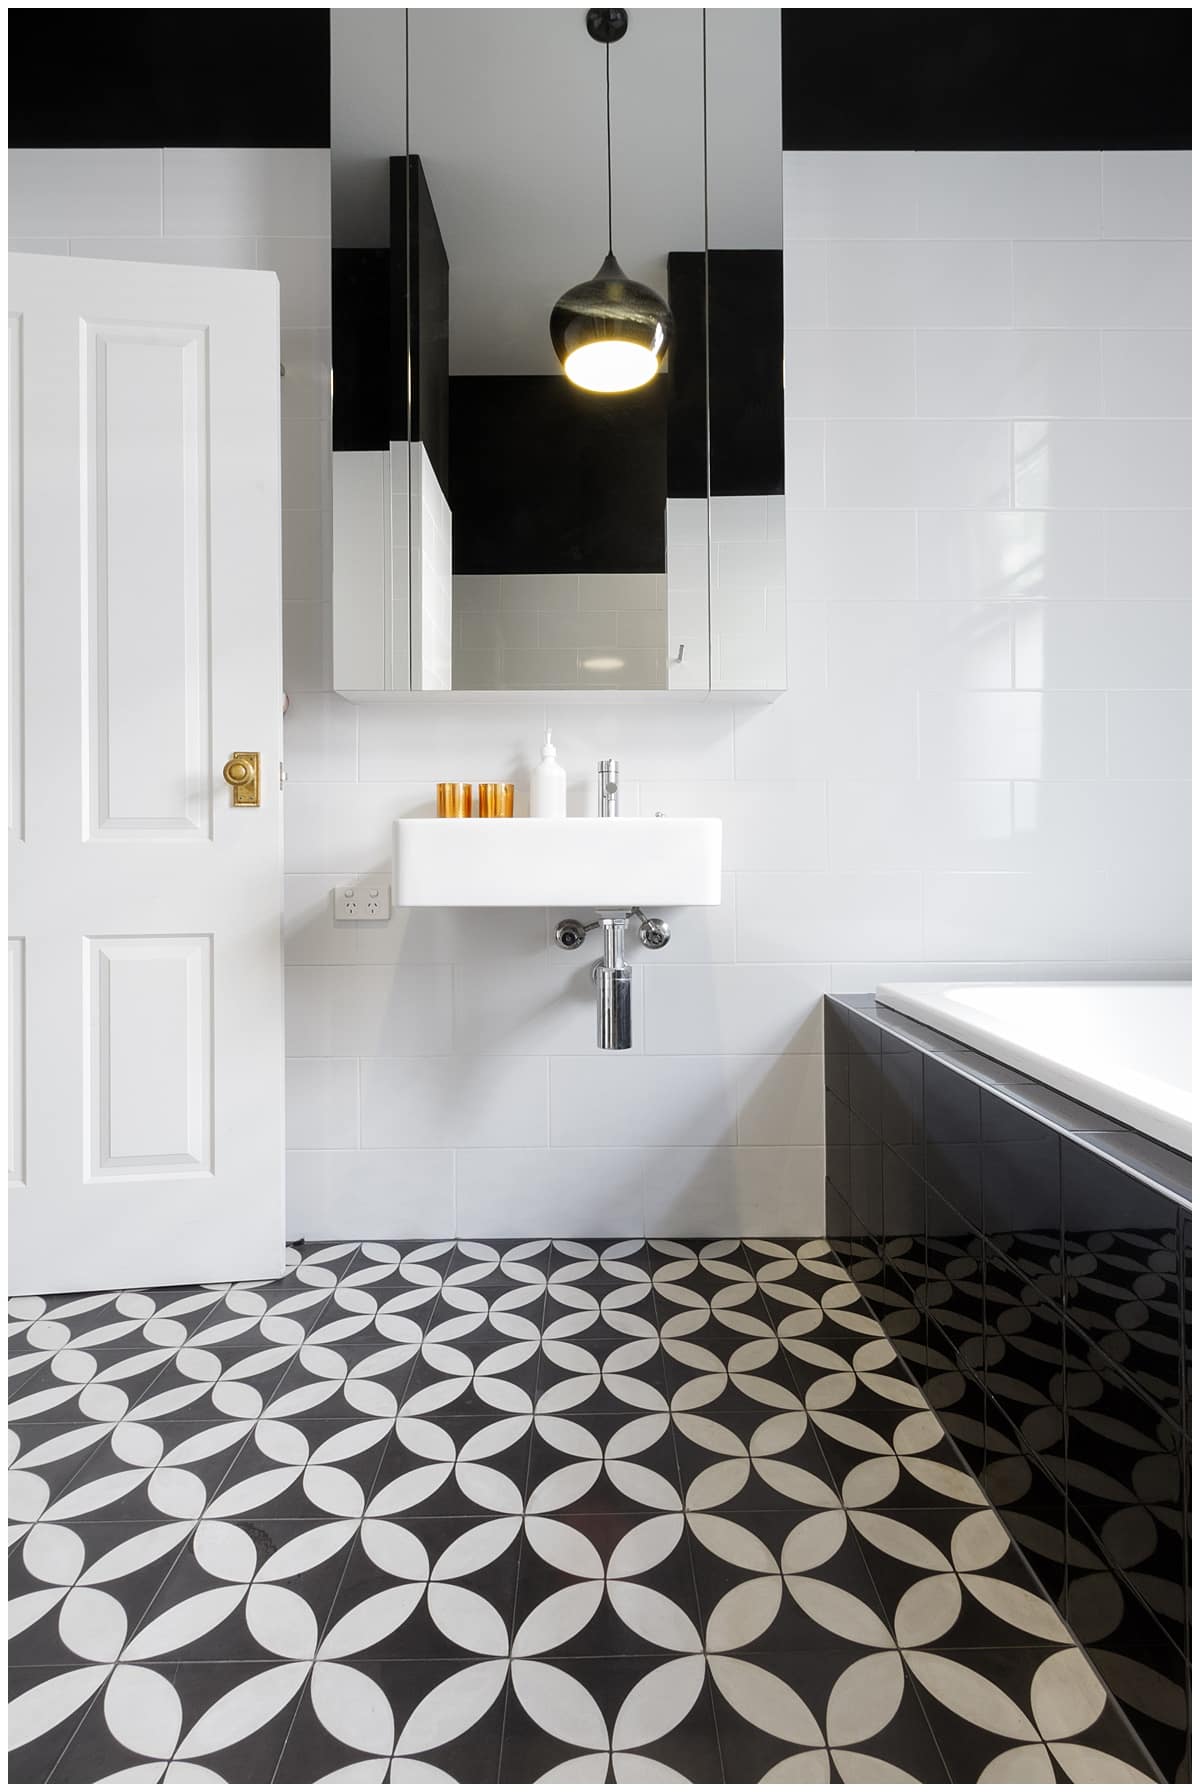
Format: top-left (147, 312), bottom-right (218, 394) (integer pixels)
top-left (393, 817), bottom-right (722, 907)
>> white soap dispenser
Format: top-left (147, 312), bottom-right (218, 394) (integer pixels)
top-left (530, 729), bottom-right (567, 818)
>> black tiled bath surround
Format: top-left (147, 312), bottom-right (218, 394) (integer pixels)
top-left (824, 993), bottom-right (1191, 1784)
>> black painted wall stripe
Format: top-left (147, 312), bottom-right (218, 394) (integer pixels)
top-left (11, 10), bottom-right (1188, 157)
top-left (783, 8), bottom-right (1191, 151)
top-left (8, 8), bottom-right (331, 148)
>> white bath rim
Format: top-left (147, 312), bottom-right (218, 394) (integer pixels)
top-left (875, 980), bottom-right (1192, 1157)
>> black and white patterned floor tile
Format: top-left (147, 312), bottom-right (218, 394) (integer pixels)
top-left (9, 1238), bottom-right (1160, 1784)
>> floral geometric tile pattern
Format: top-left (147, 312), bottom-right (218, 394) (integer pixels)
top-left (9, 1238), bottom-right (1161, 1783)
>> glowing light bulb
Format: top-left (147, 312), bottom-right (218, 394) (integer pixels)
top-left (563, 339), bottom-right (660, 393)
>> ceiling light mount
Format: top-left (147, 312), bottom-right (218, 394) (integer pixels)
top-left (586, 8), bottom-right (628, 46)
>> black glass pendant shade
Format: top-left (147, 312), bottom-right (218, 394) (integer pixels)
top-left (550, 251), bottom-right (673, 393)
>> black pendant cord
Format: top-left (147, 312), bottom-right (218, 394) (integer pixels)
top-left (605, 42), bottom-right (613, 255)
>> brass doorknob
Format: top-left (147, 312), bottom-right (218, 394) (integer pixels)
top-left (223, 752), bottom-right (260, 806)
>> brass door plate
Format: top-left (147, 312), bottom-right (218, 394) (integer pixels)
top-left (223, 751), bottom-right (260, 806)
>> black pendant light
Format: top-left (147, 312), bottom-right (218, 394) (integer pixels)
top-left (550, 8), bottom-right (673, 393)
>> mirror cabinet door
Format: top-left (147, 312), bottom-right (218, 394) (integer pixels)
top-left (703, 10), bottom-right (786, 693)
top-left (330, 7), bottom-right (784, 699)
top-left (330, 9), bottom-right (409, 694)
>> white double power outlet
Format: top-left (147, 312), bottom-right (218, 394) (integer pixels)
top-left (334, 882), bottom-right (391, 922)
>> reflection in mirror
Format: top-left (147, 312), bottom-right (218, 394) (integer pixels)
top-left (330, 7), bottom-right (785, 699)
top-left (408, 6), bottom-right (704, 691)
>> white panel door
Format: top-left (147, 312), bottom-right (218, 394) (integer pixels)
top-left (8, 252), bottom-right (285, 1294)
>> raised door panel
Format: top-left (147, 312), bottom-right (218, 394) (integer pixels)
top-left (88, 935), bottom-right (213, 1177)
top-left (84, 322), bottom-right (212, 840)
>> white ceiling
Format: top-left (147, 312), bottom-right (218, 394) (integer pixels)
top-left (332, 7), bottom-right (781, 375)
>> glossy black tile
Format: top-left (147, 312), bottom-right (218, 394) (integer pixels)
top-left (981, 1091), bottom-right (1062, 1256)
top-left (822, 1004), bottom-right (851, 1106)
top-left (836, 1000), bottom-right (884, 1061)
top-left (921, 1185), bottom-right (985, 1381)
top-left (921, 1364), bottom-right (992, 1485)
top-left (847, 1140), bottom-right (884, 1244)
top-left (824, 1174), bottom-right (853, 1248)
top-left (880, 1038), bottom-right (924, 1171)
top-left (1080, 1131), bottom-right (1192, 1204)
top-left (977, 1393), bottom-right (1071, 1612)
top-left (1062, 1134), bottom-right (1180, 1234)
top-left (1180, 1203), bottom-right (1192, 1428)
top-left (1064, 1491), bottom-right (1187, 1661)
top-left (981, 1247), bottom-right (1064, 1462)
top-left (1087, 1642), bottom-right (1192, 1784)
top-left (882, 1143), bottom-right (925, 1244)
top-left (847, 1039), bottom-right (883, 1135)
top-left (1062, 1244), bottom-right (1183, 1429)
top-left (924, 1058), bottom-right (982, 1229)
top-left (1062, 1343), bottom-right (1187, 1654)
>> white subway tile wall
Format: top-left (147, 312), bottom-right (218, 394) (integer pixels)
top-left (11, 147), bottom-right (1191, 1240)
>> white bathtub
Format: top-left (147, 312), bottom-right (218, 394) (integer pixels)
top-left (875, 981), bottom-right (1192, 1155)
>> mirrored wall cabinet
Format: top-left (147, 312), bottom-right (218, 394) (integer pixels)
top-left (330, 8), bottom-right (785, 700)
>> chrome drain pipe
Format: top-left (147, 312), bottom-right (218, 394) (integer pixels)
top-left (593, 916), bottom-right (633, 1050)
top-left (555, 908), bottom-right (671, 1051)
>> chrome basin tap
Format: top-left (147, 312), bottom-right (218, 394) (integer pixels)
top-left (597, 758), bottom-right (620, 817)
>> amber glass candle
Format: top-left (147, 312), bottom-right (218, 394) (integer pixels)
top-left (477, 782), bottom-right (515, 818)
top-left (436, 782), bottom-right (472, 818)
